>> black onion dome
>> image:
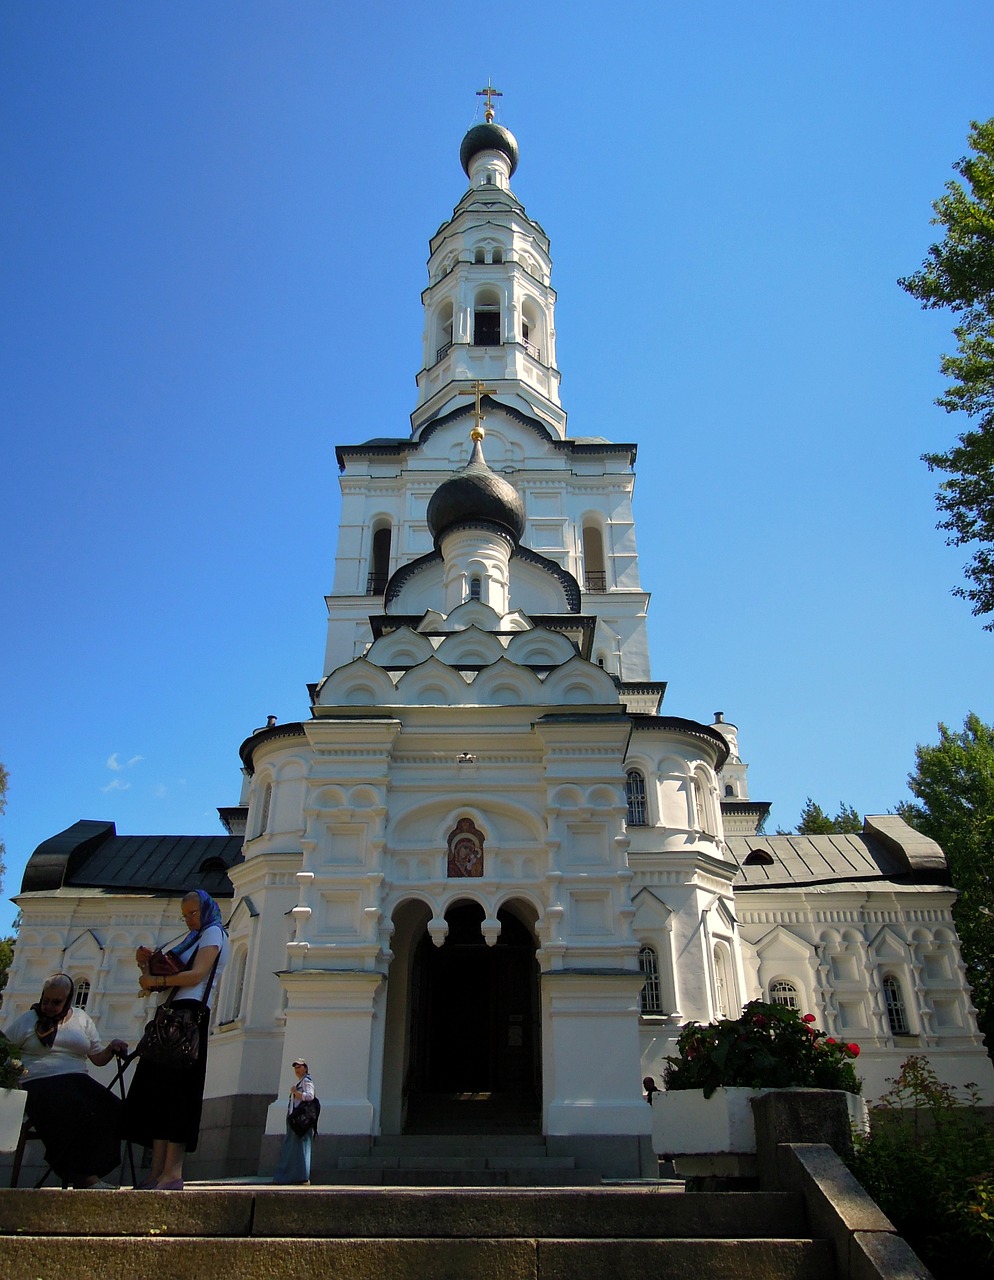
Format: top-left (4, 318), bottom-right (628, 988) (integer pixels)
top-left (460, 122), bottom-right (519, 178)
top-left (427, 438), bottom-right (526, 546)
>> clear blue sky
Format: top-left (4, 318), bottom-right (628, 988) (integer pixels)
top-left (2, 2), bottom-right (992, 936)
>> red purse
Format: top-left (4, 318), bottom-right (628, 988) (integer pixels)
top-left (148, 949), bottom-right (185, 977)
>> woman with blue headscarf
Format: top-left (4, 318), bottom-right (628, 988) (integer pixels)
top-left (124, 890), bottom-right (228, 1189)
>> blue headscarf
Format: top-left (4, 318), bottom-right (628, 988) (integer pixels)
top-left (175, 890), bottom-right (227, 954)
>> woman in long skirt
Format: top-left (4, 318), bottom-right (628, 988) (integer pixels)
top-left (272, 1059), bottom-right (316, 1184)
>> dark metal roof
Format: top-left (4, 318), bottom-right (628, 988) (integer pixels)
top-left (628, 715), bottom-right (730, 768)
top-left (728, 817), bottom-right (948, 890)
top-left (20, 821), bottom-right (244, 898)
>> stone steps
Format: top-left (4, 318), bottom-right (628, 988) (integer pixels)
top-left (0, 1185), bottom-right (836, 1280)
top-left (325, 1132), bottom-right (596, 1185)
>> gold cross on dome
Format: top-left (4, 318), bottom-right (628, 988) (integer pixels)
top-left (476, 81), bottom-right (502, 123)
top-left (459, 380), bottom-right (497, 440)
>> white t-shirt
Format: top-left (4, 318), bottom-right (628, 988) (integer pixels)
top-left (3, 1006), bottom-right (104, 1081)
top-left (169, 923), bottom-right (228, 1008)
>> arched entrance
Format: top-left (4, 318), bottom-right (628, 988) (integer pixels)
top-left (404, 901), bottom-right (540, 1133)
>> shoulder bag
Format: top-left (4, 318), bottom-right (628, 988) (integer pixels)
top-left (288, 1096), bottom-right (321, 1137)
top-left (136, 949), bottom-right (220, 1071)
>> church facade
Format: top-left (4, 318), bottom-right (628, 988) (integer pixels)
top-left (5, 108), bottom-right (993, 1181)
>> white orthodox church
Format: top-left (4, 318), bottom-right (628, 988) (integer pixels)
top-left (5, 105), bottom-right (993, 1181)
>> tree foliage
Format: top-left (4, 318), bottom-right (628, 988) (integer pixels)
top-left (899, 119), bottom-right (994, 626)
top-left (900, 713), bottom-right (994, 1050)
top-left (783, 797), bottom-right (863, 835)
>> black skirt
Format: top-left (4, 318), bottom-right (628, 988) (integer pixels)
top-left (123, 1000), bottom-right (210, 1152)
top-left (23, 1072), bottom-right (122, 1184)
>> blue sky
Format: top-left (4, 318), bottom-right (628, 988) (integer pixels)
top-left (2, 2), bottom-right (992, 936)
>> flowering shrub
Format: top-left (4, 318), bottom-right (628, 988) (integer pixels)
top-left (848, 1056), bottom-right (994, 1278)
top-left (0, 1031), bottom-right (25, 1091)
top-left (663, 1000), bottom-right (862, 1098)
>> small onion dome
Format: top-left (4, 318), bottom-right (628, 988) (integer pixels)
top-left (427, 436), bottom-right (526, 546)
top-left (460, 122), bottom-right (519, 178)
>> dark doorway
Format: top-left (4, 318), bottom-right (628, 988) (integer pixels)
top-left (405, 902), bottom-right (540, 1133)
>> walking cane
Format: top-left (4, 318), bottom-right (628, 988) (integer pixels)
top-left (110, 1049), bottom-right (139, 1188)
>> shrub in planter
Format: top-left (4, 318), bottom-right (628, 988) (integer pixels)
top-left (0, 1031), bottom-right (25, 1092)
top-left (663, 1000), bottom-right (862, 1097)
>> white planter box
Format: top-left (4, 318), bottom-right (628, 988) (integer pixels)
top-left (652, 1086), bottom-right (869, 1156)
top-left (0, 1088), bottom-right (27, 1152)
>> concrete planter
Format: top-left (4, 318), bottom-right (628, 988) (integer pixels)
top-left (0, 1088), bottom-right (27, 1152)
top-left (652, 1086), bottom-right (868, 1158)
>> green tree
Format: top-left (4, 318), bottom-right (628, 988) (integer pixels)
top-left (901, 713), bottom-right (994, 1051)
top-left (782, 797), bottom-right (863, 835)
top-left (899, 119), bottom-right (994, 627)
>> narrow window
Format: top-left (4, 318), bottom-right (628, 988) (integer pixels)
top-left (492, 247), bottom-right (503, 263)
top-left (882, 974), bottom-right (909, 1034)
top-left (228, 948), bottom-right (248, 1022)
top-left (714, 946), bottom-right (731, 1018)
top-left (639, 946), bottom-right (662, 1015)
top-left (582, 523), bottom-right (606, 591)
top-left (368, 525), bottom-right (391, 595)
top-left (469, 576), bottom-right (482, 601)
top-left (474, 247), bottom-right (486, 263)
top-left (769, 979), bottom-right (799, 1009)
top-left (73, 979), bottom-right (91, 1010)
top-left (724, 783), bottom-right (735, 797)
top-left (626, 770), bottom-right (647, 826)
top-left (257, 782), bottom-right (273, 838)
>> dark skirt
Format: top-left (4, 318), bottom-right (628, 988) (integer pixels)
top-left (23, 1072), bottom-right (123, 1185)
top-left (123, 1000), bottom-right (210, 1152)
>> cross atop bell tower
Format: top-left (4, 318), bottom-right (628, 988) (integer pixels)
top-left (476, 80), bottom-right (502, 123)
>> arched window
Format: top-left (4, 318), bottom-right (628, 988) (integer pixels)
top-left (626, 770), bottom-right (648, 826)
top-left (473, 289), bottom-right (501, 346)
top-left (638, 945), bottom-right (662, 1015)
top-left (582, 522), bottom-right (606, 592)
top-left (882, 974), bottom-right (910, 1034)
top-left (469, 575), bottom-right (482, 601)
top-left (435, 300), bottom-right (454, 362)
top-left (474, 247), bottom-right (486, 263)
top-left (714, 945), bottom-right (732, 1018)
top-left (73, 979), bottom-right (91, 1010)
top-left (226, 947), bottom-right (248, 1022)
top-left (492, 247), bottom-right (503, 263)
top-left (724, 783), bottom-right (735, 798)
top-left (368, 524), bottom-right (391, 595)
top-left (255, 781), bottom-right (273, 838)
top-left (769, 979), bottom-right (799, 1009)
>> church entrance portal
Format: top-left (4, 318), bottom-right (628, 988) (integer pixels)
top-left (405, 903), bottom-right (540, 1133)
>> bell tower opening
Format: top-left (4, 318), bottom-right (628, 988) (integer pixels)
top-left (405, 901), bottom-right (540, 1133)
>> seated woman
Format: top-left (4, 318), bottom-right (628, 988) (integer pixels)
top-left (3, 973), bottom-right (128, 1188)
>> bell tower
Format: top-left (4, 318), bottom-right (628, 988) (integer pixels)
top-left (413, 88), bottom-right (565, 436)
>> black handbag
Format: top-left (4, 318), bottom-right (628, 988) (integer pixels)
top-left (288, 1096), bottom-right (320, 1137)
top-left (136, 951), bottom-right (219, 1071)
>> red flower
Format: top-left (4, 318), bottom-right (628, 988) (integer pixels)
top-left (846, 1043), bottom-right (860, 1057)
top-left (802, 1014), bottom-right (816, 1023)
top-left (752, 1015), bottom-right (767, 1027)
top-left (825, 1037), bottom-right (836, 1045)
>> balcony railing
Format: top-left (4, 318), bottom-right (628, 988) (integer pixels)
top-left (584, 571), bottom-right (607, 592)
top-left (521, 337), bottom-right (541, 360)
top-left (436, 341), bottom-right (452, 363)
top-left (366, 573), bottom-right (388, 596)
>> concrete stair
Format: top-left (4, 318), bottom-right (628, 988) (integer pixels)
top-left (0, 1183), bottom-right (836, 1279)
top-left (327, 1133), bottom-right (595, 1185)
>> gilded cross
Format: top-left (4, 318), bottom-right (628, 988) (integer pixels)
top-left (476, 81), bottom-right (502, 124)
top-left (459, 380), bottom-right (497, 440)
